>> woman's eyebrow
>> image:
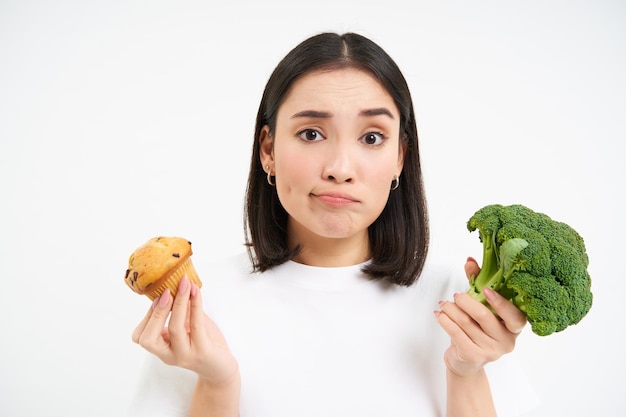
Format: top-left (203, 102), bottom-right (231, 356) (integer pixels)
top-left (291, 110), bottom-right (331, 119)
top-left (290, 108), bottom-right (395, 119)
top-left (359, 108), bottom-right (395, 119)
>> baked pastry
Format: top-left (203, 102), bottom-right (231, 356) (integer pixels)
top-left (125, 236), bottom-right (202, 300)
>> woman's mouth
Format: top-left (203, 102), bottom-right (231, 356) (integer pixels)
top-left (314, 193), bottom-right (359, 207)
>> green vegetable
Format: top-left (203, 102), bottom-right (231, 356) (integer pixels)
top-left (466, 203), bottom-right (593, 336)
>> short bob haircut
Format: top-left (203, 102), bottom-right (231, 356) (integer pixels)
top-left (244, 32), bottom-right (429, 286)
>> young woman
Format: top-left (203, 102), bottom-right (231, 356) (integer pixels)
top-left (129, 32), bottom-right (537, 417)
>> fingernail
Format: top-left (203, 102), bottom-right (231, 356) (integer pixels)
top-left (438, 300), bottom-right (445, 308)
top-left (433, 310), bottom-right (441, 317)
top-left (151, 296), bottom-right (160, 310)
top-left (158, 289), bottom-right (171, 307)
top-left (453, 292), bottom-right (460, 299)
top-left (179, 275), bottom-right (189, 293)
top-left (190, 283), bottom-right (198, 297)
top-left (483, 287), bottom-right (496, 301)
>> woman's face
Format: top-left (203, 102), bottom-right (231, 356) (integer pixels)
top-left (260, 68), bottom-right (404, 261)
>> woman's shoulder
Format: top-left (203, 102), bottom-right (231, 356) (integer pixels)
top-left (198, 251), bottom-right (252, 279)
top-left (412, 257), bottom-right (469, 299)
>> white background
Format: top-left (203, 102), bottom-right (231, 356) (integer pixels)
top-left (1, 0), bottom-right (624, 416)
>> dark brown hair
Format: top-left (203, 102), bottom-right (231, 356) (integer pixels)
top-left (244, 32), bottom-right (429, 286)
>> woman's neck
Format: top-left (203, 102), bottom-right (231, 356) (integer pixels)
top-left (288, 230), bottom-right (371, 267)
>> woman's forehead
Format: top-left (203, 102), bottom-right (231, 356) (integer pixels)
top-left (279, 68), bottom-right (398, 116)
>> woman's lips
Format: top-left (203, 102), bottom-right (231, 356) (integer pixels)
top-left (314, 193), bottom-right (359, 207)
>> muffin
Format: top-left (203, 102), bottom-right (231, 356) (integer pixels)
top-left (124, 236), bottom-right (202, 301)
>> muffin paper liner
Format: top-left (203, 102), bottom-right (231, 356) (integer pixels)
top-left (146, 257), bottom-right (201, 301)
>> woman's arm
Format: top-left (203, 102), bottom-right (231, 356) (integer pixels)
top-left (445, 367), bottom-right (495, 417)
top-left (435, 258), bottom-right (527, 417)
top-left (132, 275), bottom-right (240, 416)
top-left (188, 373), bottom-right (240, 417)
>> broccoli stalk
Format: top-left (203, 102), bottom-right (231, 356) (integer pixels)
top-left (469, 236), bottom-right (528, 305)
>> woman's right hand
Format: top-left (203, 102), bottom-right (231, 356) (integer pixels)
top-left (132, 275), bottom-right (239, 386)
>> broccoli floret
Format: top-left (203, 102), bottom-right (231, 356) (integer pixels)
top-left (466, 203), bottom-right (593, 336)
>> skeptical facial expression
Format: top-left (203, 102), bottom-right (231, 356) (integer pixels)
top-left (260, 68), bottom-right (405, 249)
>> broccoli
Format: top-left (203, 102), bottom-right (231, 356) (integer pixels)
top-left (466, 203), bottom-right (593, 336)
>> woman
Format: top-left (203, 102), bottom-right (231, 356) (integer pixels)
top-left (129, 32), bottom-right (537, 417)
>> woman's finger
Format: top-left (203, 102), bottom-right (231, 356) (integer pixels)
top-left (464, 257), bottom-right (480, 280)
top-left (436, 306), bottom-right (470, 344)
top-left (137, 289), bottom-right (173, 353)
top-left (435, 306), bottom-right (486, 367)
top-left (167, 276), bottom-right (193, 352)
top-left (452, 293), bottom-right (509, 339)
top-left (189, 283), bottom-right (209, 349)
top-left (131, 296), bottom-right (160, 344)
top-left (483, 288), bottom-right (527, 334)
top-left (438, 298), bottom-right (492, 347)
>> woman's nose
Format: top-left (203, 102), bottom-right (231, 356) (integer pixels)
top-left (322, 141), bottom-right (354, 183)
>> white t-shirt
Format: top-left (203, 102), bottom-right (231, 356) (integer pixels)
top-left (128, 252), bottom-right (538, 417)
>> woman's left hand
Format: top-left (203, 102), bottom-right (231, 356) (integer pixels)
top-left (435, 257), bottom-right (527, 378)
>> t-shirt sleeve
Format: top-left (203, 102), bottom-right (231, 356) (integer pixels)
top-left (126, 354), bottom-right (197, 417)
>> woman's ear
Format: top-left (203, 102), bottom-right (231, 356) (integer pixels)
top-left (259, 125), bottom-right (274, 170)
top-left (397, 139), bottom-right (407, 173)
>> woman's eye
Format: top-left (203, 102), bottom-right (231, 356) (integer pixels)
top-left (297, 129), bottom-right (324, 142)
top-left (360, 132), bottom-right (385, 145)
